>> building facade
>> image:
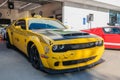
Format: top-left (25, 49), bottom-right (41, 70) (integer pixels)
top-left (57, 0), bottom-right (120, 30)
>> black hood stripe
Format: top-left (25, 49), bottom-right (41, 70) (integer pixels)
top-left (32, 29), bottom-right (98, 40)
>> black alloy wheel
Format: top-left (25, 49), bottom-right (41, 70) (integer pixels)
top-left (29, 44), bottom-right (44, 70)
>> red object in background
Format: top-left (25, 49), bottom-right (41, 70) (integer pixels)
top-left (0, 35), bottom-right (2, 42)
top-left (82, 26), bottom-right (120, 49)
top-left (0, 34), bottom-right (4, 42)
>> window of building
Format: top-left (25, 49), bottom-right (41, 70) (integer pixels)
top-left (109, 10), bottom-right (120, 26)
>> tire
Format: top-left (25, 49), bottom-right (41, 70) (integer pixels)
top-left (6, 33), bottom-right (12, 48)
top-left (3, 34), bottom-right (6, 40)
top-left (29, 44), bottom-right (44, 71)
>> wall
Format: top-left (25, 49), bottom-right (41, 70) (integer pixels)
top-left (63, 2), bottom-right (109, 30)
top-left (18, 11), bottom-right (30, 19)
top-left (0, 2), bottom-right (62, 22)
top-left (30, 2), bottom-right (62, 17)
top-left (0, 9), bottom-right (18, 21)
top-left (0, 9), bottom-right (30, 21)
top-left (94, 0), bottom-right (120, 7)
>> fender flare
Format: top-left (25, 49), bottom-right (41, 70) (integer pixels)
top-left (26, 36), bottom-right (45, 54)
top-left (26, 36), bottom-right (49, 68)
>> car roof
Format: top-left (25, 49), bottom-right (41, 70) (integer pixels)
top-left (19, 15), bottom-right (56, 21)
top-left (88, 26), bottom-right (120, 30)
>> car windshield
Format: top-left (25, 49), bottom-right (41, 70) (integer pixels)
top-left (28, 19), bottom-right (66, 30)
top-left (104, 27), bottom-right (120, 34)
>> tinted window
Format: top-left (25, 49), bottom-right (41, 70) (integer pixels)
top-left (15, 20), bottom-right (26, 30)
top-left (103, 27), bottom-right (120, 34)
top-left (28, 19), bottom-right (65, 30)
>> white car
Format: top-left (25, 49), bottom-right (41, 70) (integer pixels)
top-left (1, 28), bottom-right (6, 40)
top-left (0, 25), bottom-right (3, 33)
top-left (0, 28), bottom-right (2, 33)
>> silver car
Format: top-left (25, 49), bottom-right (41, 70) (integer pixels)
top-left (1, 28), bottom-right (6, 40)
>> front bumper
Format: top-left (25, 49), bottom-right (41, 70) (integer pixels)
top-left (42, 59), bottom-right (104, 74)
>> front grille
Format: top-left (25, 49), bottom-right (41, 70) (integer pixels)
top-left (69, 42), bottom-right (96, 50)
top-left (53, 42), bottom-right (96, 52)
top-left (63, 33), bottom-right (89, 36)
top-left (63, 56), bottom-right (96, 66)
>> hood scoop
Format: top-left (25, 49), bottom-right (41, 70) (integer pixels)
top-left (32, 29), bottom-right (92, 40)
top-left (62, 33), bottom-right (89, 37)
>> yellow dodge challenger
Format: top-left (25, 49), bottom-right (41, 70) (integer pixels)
top-left (6, 16), bottom-right (104, 73)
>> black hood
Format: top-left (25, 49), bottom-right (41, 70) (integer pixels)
top-left (32, 29), bottom-right (96, 40)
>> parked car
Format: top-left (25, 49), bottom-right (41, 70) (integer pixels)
top-left (1, 27), bottom-right (6, 40)
top-left (0, 25), bottom-right (4, 33)
top-left (6, 16), bottom-right (104, 73)
top-left (82, 26), bottom-right (120, 49)
top-left (0, 25), bottom-right (4, 39)
top-left (0, 19), bottom-right (11, 40)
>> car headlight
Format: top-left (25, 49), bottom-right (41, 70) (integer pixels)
top-left (52, 45), bottom-right (65, 52)
top-left (95, 40), bottom-right (103, 46)
top-left (59, 45), bottom-right (65, 49)
top-left (52, 45), bottom-right (58, 51)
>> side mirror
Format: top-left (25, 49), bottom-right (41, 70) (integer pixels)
top-left (16, 26), bottom-right (21, 29)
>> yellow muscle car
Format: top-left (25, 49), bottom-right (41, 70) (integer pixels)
top-left (6, 16), bottom-right (104, 73)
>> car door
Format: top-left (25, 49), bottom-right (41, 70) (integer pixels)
top-left (103, 27), bottom-right (120, 44)
top-left (13, 20), bottom-right (27, 53)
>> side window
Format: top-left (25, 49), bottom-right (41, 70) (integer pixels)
top-left (15, 20), bottom-right (26, 30)
top-left (103, 27), bottom-right (120, 34)
top-left (112, 28), bottom-right (120, 34)
top-left (15, 21), bottom-right (20, 26)
top-left (103, 28), bottom-right (112, 34)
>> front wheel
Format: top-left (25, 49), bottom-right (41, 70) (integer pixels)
top-left (29, 44), bottom-right (44, 71)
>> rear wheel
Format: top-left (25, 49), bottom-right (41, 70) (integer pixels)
top-left (29, 44), bottom-right (44, 70)
top-left (3, 34), bottom-right (6, 40)
top-left (6, 33), bottom-right (12, 48)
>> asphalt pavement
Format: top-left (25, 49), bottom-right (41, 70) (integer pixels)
top-left (0, 41), bottom-right (120, 80)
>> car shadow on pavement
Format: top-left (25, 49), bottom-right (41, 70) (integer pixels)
top-left (43, 69), bottom-right (120, 80)
top-left (11, 46), bottom-right (30, 62)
